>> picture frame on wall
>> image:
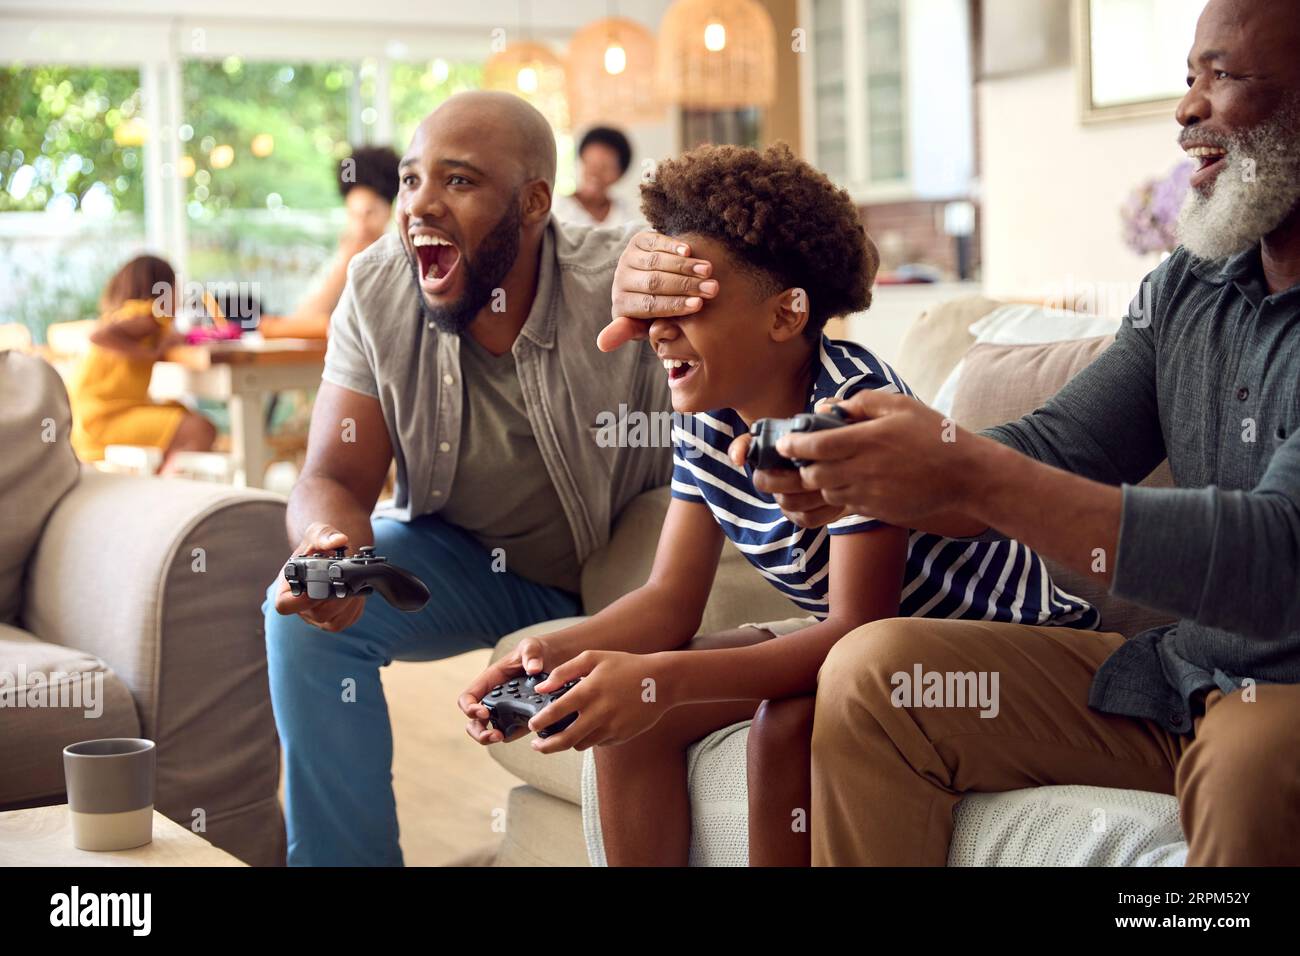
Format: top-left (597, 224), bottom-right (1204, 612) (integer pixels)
top-left (1074, 0), bottom-right (1202, 123)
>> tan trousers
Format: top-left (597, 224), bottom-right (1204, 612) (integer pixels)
top-left (810, 618), bottom-right (1300, 866)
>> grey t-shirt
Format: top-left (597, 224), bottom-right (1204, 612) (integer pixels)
top-left (439, 334), bottom-right (583, 593)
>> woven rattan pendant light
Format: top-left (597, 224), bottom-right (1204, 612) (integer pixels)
top-left (483, 1), bottom-right (570, 131)
top-left (567, 15), bottom-right (663, 127)
top-left (657, 0), bottom-right (776, 110)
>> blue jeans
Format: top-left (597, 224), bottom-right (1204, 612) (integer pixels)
top-left (263, 514), bottom-right (581, 866)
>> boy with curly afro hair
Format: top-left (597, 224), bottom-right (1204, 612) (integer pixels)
top-left (467, 143), bottom-right (1097, 866)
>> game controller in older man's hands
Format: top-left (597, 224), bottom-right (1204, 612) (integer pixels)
top-left (745, 404), bottom-right (852, 470)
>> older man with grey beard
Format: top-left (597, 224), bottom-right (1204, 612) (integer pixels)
top-left (601, 0), bottom-right (1300, 866)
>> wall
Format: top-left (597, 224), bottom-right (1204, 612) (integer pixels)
top-left (906, 0), bottom-right (975, 199)
top-left (758, 0), bottom-right (802, 152)
top-left (978, 66), bottom-right (1184, 305)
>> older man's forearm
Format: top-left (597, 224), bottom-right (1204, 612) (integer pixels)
top-left (1113, 443), bottom-right (1300, 640)
top-left (957, 436), bottom-right (1123, 584)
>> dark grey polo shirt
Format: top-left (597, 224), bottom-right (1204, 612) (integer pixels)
top-left (983, 245), bottom-right (1300, 734)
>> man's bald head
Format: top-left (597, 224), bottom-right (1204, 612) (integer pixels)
top-left (421, 91), bottom-right (557, 190)
top-left (396, 91), bottom-right (559, 334)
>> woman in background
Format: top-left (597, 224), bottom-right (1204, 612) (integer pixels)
top-left (262, 145), bottom-right (400, 338)
top-left (68, 254), bottom-right (217, 474)
top-left (552, 126), bottom-right (635, 227)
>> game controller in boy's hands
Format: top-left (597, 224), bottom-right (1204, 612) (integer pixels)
top-left (481, 672), bottom-right (581, 739)
top-left (745, 403), bottom-right (852, 470)
top-left (282, 546), bottom-right (431, 612)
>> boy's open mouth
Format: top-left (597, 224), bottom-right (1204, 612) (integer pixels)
top-left (411, 232), bottom-right (463, 296)
top-left (663, 356), bottom-right (701, 390)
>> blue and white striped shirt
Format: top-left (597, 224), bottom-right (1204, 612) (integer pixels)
top-left (670, 336), bottom-right (1100, 628)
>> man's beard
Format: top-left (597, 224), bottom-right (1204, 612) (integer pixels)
top-left (408, 197), bottom-right (521, 334)
top-left (1177, 96), bottom-right (1300, 262)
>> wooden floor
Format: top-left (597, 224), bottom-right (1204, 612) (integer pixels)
top-left (382, 649), bottom-right (520, 866)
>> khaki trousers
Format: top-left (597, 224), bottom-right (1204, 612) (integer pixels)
top-left (810, 618), bottom-right (1300, 866)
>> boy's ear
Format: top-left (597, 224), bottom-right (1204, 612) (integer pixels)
top-left (768, 287), bottom-right (810, 343)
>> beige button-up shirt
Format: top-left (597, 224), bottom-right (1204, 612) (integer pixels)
top-left (321, 217), bottom-right (672, 566)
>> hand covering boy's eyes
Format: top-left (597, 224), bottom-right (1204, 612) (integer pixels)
top-left (599, 230), bottom-right (720, 352)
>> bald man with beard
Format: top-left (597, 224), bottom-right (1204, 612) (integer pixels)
top-left (264, 92), bottom-right (672, 865)
top-left (602, 0), bottom-right (1300, 865)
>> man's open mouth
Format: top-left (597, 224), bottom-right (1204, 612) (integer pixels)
top-left (411, 232), bottom-right (463, 296)
top-left (1185, 144), bottom-right (1229, 189)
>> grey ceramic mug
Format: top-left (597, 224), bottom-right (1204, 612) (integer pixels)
top-left (62, 738), bottom-right (156, 851)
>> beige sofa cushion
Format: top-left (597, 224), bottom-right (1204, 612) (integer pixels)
top-left (950, 335), bottom-right (1177, 638)
top-left (891, 295), bottom-right (1002, 404)
top-left (22, 471), bottom-right (288, 866)
top-left (952, 335), bottom-right (1115, 431)
top-left (0, 622), bottom-right (141, 806)
top-left (0, 352), bottom-right (80, 626)
top-left (489, 620), bottom-right (587, 806)
top-left (581, 488), bottom-right (798, 634)
top-left (494, 785), bottom-right (588, 866)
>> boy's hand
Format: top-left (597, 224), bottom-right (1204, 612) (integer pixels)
top-left (728, 431), bottom-right (848, 529)
top-left (598, 231), bottom-right (719, 352)
top-left (459, 636), bottom-right (562, 745)
top-left (528, 651), bottom-right (672, 753)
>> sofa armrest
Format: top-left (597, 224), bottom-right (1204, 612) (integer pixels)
top-left (21, 469), bottom-right (288, 865)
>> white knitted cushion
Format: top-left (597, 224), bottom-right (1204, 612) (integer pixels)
top-left (583, 720), bottom-right (754, 867)
top-left (582, 723), bottom-right (1187, 866)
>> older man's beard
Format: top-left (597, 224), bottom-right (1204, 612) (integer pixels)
top-left (1177, 97), bottom-right (1300, 262)
top-left (407, 197), bottom-right (522, 335)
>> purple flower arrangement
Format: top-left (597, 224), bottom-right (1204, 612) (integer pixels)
top-left (1121, 161), bottom-right (1194, 255)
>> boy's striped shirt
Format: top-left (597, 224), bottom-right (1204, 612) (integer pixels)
top-left (670, 336), bottom-right (1099, 628)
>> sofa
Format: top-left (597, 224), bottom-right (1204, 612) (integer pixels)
top-left (0, 350), bottom-right (287, 866)
top-left (485, 296), bottom-right (1185, 866)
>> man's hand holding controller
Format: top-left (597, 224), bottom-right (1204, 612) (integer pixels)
top-left (273, 522), bottom-right (368, 632)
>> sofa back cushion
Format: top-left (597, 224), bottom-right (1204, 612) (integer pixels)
top-left (581, 488), bottom-right (797, 634)
top-left (951, 335), bottom-right (1177, 638)
top-left (0, 351), bottom-right (80, 626)
top-left (952, 334), bottom-right (1115, 430)
top-left (891, 295), bottom-right (1002, 404)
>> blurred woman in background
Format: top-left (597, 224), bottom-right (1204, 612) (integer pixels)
top-left (552, 126), bottom-right (635, 227)
top-left (262, 145), bottom-right (400, 338)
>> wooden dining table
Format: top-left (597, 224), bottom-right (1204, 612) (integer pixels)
top-left (150, 336), bottom-right (326, 488)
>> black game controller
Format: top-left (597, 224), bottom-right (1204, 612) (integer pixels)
top-left (283, 546), bottom-right (431, 612)
top-left (481, 672), bottom-right (580, 739)
top-left (746, 403), bottom-right (851, 470)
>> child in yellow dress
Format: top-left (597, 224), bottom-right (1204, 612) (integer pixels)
top-left (68, 255), bottom-right (216, 474)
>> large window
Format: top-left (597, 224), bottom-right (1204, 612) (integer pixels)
top-left (180, 58), bottom-right (356, 316)
top-left (0, 66), bottom-right (148, 340)
top-left (389, 59), bottom-right (575, 198)
top-left (389, 58), bottom-right (482, 155)
top-left (1, 24), bottom-right (577, 341)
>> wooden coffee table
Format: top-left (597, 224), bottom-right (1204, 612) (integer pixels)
top-left (0, 805), bottom-right (245, 867)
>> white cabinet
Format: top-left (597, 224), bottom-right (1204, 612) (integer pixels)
top-left (802, 0), bottom-right (975, 203)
